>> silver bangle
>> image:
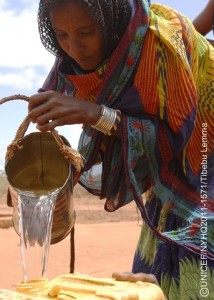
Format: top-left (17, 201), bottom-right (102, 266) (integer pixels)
top-left (91, 105), bottom-right (117, 135)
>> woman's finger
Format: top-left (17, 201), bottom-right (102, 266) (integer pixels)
top-left (36, 118), bottom-right (59, 132)
top-left (28, 91), bottom-right (53, 110)
top-left (129, 273), bottom-right (159, 285)
top-left (112, 272), bottom-right (133, 281)
top-left (112, 272), bottom-right (159, 286)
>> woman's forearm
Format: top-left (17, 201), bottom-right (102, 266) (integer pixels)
top-left (193, 0), bottom-right (214, 36)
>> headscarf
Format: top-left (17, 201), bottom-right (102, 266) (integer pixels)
top-left (38, 0), bottom-right (132, 60)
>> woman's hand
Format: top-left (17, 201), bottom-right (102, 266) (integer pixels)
top-left (112, 272), bottom-right (159, 286)
top-left (28, 90), bottom-right (101, 131)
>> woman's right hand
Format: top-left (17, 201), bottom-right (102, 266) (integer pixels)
top-left (28, 90), bottom-right (101, 132)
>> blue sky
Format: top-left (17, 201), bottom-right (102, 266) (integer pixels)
top-left (0, 0), bottom-right (212, 169)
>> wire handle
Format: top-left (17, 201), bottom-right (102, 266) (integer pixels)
top-left (0, 94), bottom-right (83, 172)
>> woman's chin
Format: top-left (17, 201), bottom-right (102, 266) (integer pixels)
top-left (78, 63), bottom-right (99, 72)
top-left (74, 58), bottom-right (103, 72)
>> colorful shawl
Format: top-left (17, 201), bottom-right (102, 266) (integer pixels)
top-left (40, 1), bottom-right (214, 259)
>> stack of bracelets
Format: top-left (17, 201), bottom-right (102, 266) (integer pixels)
top-left (91, 105), bottom-right (120, 135)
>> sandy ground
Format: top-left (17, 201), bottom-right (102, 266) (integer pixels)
top-left (0, 190), bottom-right (142, 291)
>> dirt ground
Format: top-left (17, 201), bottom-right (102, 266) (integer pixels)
top-left (0, 187), bottom-right (142, 291)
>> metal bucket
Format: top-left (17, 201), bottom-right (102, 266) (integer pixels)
top-left (5, 131), bottom-right (75, 244)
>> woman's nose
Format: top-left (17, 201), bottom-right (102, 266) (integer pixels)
top-left (67, 37), bottom-right (84, 55)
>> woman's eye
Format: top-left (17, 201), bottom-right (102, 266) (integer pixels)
top-left (55, 32), bottom-right (68, 39)
top-left (79, 30), bottom-right (94, 37)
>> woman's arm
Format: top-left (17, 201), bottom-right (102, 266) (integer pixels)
top-left (28, 90), bottom-right (123, 138)
top-left (192, 0), bottom-right (214, 41)
top-left (28, 90), bottom-right (102, 131)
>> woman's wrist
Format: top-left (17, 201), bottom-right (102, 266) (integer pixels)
top-left (91, 105), bottom-right (118, 135)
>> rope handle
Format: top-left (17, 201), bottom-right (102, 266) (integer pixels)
top-left (0, 94), bottom-right (84, 172)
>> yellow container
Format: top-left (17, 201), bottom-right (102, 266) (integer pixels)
top-left (16, 278), bottom-right (49, 297)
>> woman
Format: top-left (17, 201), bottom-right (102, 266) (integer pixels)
top-left (29, 0), bottom-right (214, 299)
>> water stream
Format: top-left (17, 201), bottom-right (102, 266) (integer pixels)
top-left (17, 189), bottom-right (60, 283)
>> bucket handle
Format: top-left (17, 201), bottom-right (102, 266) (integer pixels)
top-left (0, 94), bottom-right (84, 172)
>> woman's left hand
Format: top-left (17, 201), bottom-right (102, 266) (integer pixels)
top-left (112, 272), bottom-right (159, 286)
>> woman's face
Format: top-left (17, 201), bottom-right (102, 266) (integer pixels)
top-left (50, 1), bottom-right (105, 71)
